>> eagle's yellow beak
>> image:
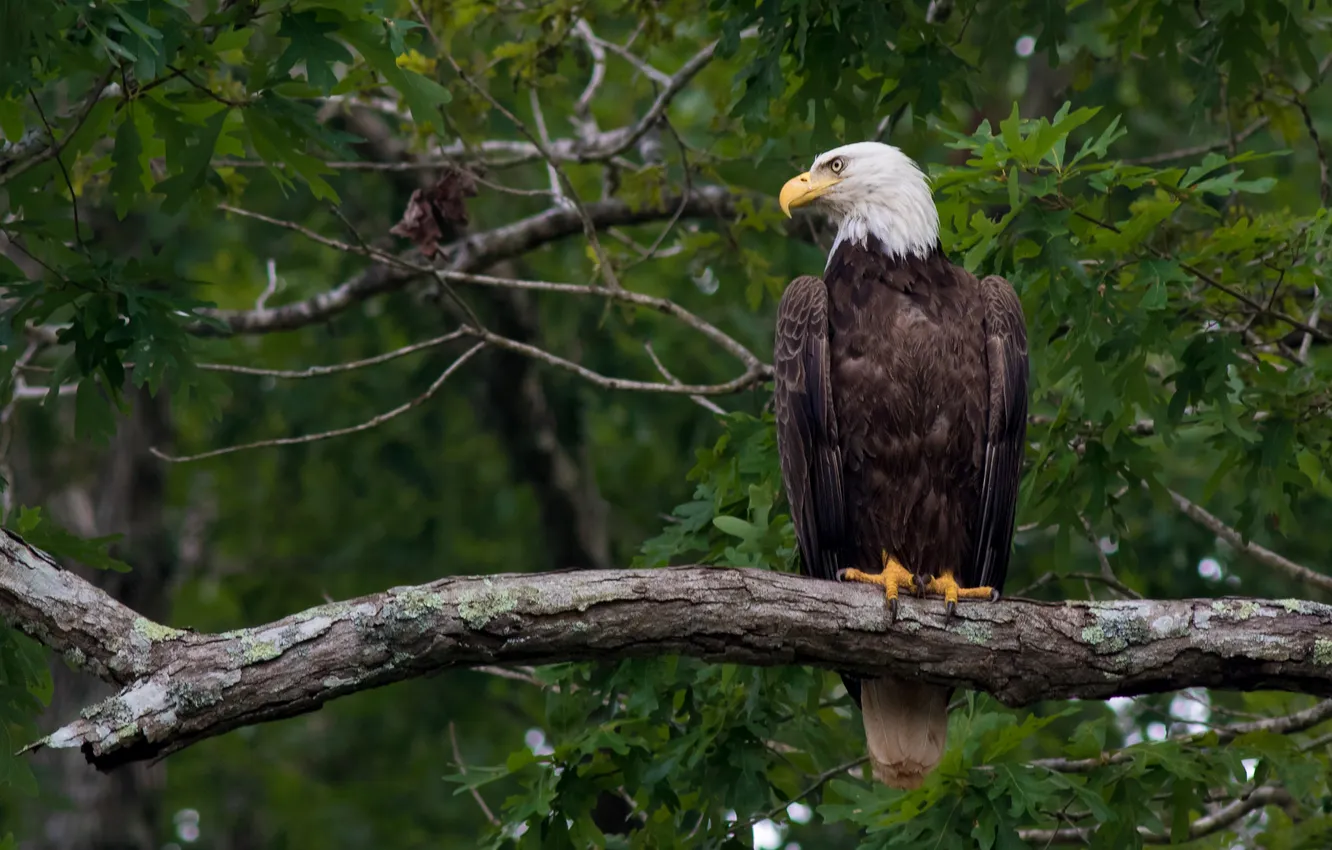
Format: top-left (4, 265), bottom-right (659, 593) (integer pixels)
top-left (779, 172), bottom-right (842, 217)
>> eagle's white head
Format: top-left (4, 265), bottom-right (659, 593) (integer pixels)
top-left (779, 141), bottom-right (939, 262)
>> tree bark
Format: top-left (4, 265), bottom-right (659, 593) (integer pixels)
top-left (5, 535), bottom-right (1332, 772)
top-left (11, 387), bottom-right (173, 850)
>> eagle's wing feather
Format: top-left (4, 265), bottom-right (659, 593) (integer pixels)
top-left (773, 275), bottom-right (845, 582)
top-left (967, 275), bottom-right (1029, 593)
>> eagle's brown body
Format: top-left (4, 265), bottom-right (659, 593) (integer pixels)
top-left (774, 234), bottom-right (1028, 787)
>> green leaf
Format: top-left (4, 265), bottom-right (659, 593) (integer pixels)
top-left (9, 507), bottom-right (131, 573)
top-left (110, 114), bottom-right (144, 219)
top-left (275, 10), bottom-right (354, 93)
top-left (712, 515), bottom-right (756, 540)
top-left (340, 21), bottom-right (450, 127)
top-left (0, 98), bottom-right (22, 142)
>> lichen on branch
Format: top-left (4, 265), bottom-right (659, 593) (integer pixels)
top-left (3, 529), bottom-right (1332, 770)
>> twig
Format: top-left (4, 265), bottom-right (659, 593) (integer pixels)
top-left (210, 203), bottom-right (771, 387)
top-left (150, 341), bottom-right (485, 462)
top-left (1300, 291), bottom-right (1322, 363)
top-left (572, 20), bottom-right (608, 126)
top-left (577, 23), bottom-right (672, 87)
top-left (198, 330), bottom-right (469, 379)
top-left (257, 259), bottom-right (279, 310)
top-left (623, 118), bottom-right (693, 269)
top-left (528, 88), bottom-right (570, 208)
top-left (449, 721), bottom-right (499, 826)
top-left (199, 185), bottom-right (750, 335)
top-left (0, 341), bottom-right (41, 523)
top-left (1073, 211), bottom-right (1331, 342)
top-left (473, 665), bottom-right (550, 689)
top-left (1031, 698), bottom-right (1332, 774)
top-left (437, 40), bottom-right (625, 291)
top-left (1291, 93), bottom-right (1330, 207)
top-left (1, 70), bottom-right (115, 185)
top-left (1011, 571), bottom-right (1140, 598)
top-left (1165, 487), bottom-right (1332, 594)
top-left (1018, 784), bottom-right (1289, 844)
top-left (467, 325), bottom-right (767, 396)
top-left (644, 342), bottom-right (727, 415)
top-left (27, 90), bottom-right (84, 251)
top-left (1128, 117), bottom-right (1272, 165)
top-left (745, 755), bottom-right (868, 830)
top-left (1078, 515), bottom-right (1141, 599)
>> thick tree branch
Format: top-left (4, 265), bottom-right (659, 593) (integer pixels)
top-left (6, 530), bottom-right (1332, 771)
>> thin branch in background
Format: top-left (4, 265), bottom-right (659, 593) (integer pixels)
top-left (215, 200), bottom-right (768, 391)
top-left (622, 118), bottom-right (693, 270)
top-left (572, 20), bottom-right (608, 129)
top-left (27, 89), bottom-right (85, 252)
top-left (577, 21), bottom-right (672, 87)
top-left (468, 325), bottom-right (766, 396)
top-left (431, 266), bottom-right (765, 371)
top-left (1165, 486), bottom-right (1332, 594)
top-left (1017, 784), bottom-right (1290, 844)
top-left (257, 258), bottom-right (279, 310)
top-left (1078, 514), bottom-right (1141, 599)
top-left (1300, 290), bottom-right (1323, 363)
top-left (326, 204), bottom-right (377, 258)
top-left (448, 721), bottom-right (499, 826)
top-left (432, 25), bottom-right (627, 292)
top-left (151, 341), bottom-right (486, 463)
top-left (0, 340), bottom-right (41, 523)
top-left (1031, 697), bottom-right (1332, 774)
top-left (473, 665), bottom-right (551, 690)
top-left (199, 330), bottom-right (469, 379)
top-left (528, 88), bottom-right (571, 207)
top-left (1012, 571), bottom-right (1140, 598)
top-left (873, 102), bottom-right (910, 143)
top-left (1, 70), bottom-right (114, 186)
top-left (744, 756), bottom-right (868, 832)
top-left (1291, 92), bottom-right (1330, 207)
top-left (1128, 116), bottom-right (1271, 165)
top-left (644, 342), bottom-right (727, 415)
top-left (1072, 210), bottom-right (1330, 343)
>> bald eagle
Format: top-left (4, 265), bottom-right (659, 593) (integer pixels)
top-left (774, 142), bottom-right (1028, 789)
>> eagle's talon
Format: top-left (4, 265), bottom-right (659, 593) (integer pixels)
top-left (945, 600), bottom-right (957, 617)
top-left (837, 556), bottom-right (916, 615)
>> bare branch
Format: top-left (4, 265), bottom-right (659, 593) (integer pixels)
top-left (449, 721), bottom-right (500, 826)
top-left (577, 23), bottom-right (672, 88)
top-left (1078, 515), bottom-right (1140, 599)
top-left (572, 20), bottom-right (609, 128)
top-left (151, 342), bottom-right (485, 463)
top-left (1029, 698), bottom-right (1332, 774)
top-left (437, 42), bottom-right (625, 292)
top-left (465, 325), bottom-right (767, 396)
top-left (198, 330), bottom-right (470, 379)
top-left (1018, 784), bottom-right (1291, 844)
top-left (7, 527), bottom-right (1332, 769)
top-left (1166, 487), bottom-right (1332, 594)
top-left (644, 342), bottom-right (728, 415)
top-left (197, 186), bottom-right (746, 335)
top-left (0, 71), bottom-right (116, 185)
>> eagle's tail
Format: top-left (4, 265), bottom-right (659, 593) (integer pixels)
top-left (860, 676), bottom-right (949, 789)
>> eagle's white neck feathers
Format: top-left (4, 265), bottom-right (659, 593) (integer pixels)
top-left (808, 142), bottom-right (940, 265)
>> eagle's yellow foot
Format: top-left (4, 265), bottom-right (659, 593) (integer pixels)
top-left (837, 552), bottom-right (917, 618)
top-left (922, 571), bottom-right (999, 616)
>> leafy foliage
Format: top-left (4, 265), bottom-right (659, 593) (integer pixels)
top-left (2, 0), bottom-right (1332, 847)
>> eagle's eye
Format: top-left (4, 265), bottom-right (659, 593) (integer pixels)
top-left (828, 157), bottom-right (847, 174)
